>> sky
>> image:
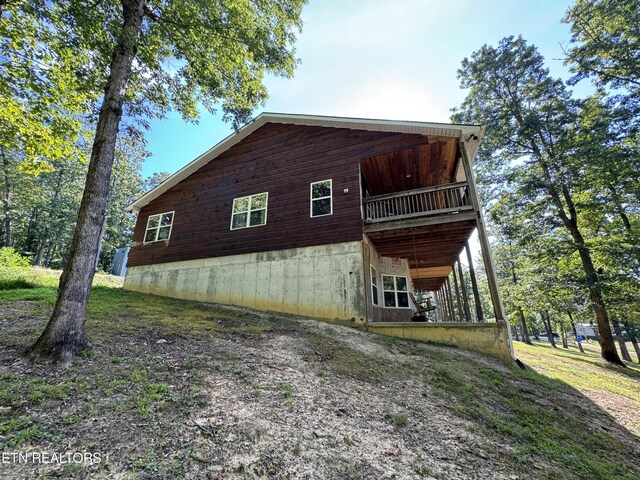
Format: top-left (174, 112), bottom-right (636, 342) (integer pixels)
top-left (142, 0), bottom-right (582, 178)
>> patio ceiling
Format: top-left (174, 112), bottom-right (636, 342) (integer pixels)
top-left (360, 137), bottom-right (459, 196)
top-left (366, 219), bottom-right (476, 291)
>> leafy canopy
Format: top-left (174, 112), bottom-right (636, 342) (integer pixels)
top-left (564, 0), bottom-right (640, 93)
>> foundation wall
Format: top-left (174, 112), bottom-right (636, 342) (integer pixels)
top-left (124, 241), bottom-right (366, 321)
top-left (365, 322), bottom-right (514, 365)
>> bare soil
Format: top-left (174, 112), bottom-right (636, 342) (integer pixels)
top-left (0, 298), bottom-right (638, 480)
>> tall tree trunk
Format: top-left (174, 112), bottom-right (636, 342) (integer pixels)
top-left (1, 145), bottom-right (12, 247)
top-left (611, 317), bottom-right (632, 362)
top-left (630, 339), bottom-right (640, 364)
top-left (45, 243), bottom-right (55, 268)
top-left (27, 0), bottom-right (145, 363)
top-left (534, 148), bottom-right (623, 365)
top-left (456, 260), bottom-right (472, 322)
top-left (518, 307), bottom-right (532, 345)
top-left (568, 311), bottom-right (585, 353)
top-left (560, 324), bottom-right (569, 349)
top-left (25, 209), bottom-right (38, 253)
top-left (94, 214), bottom-right (108, 271)
top-left (542, 311), bottom-right (557, 348)
top-left (35, 236), bottom-right (47, 267)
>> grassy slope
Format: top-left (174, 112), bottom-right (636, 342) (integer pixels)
top-left (0, 267), bottom-right (638, 479)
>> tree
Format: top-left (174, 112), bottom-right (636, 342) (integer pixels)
top-left (22, 0), bottom-right (306, 363)
top-left (564, 0), bottom-right (640, 97)
top-left (144, 171), bottom-right (171, 191)
top-left (452, 36), bottom-right (625, 365)
top-left (1, 2), bottom-right (95, 248)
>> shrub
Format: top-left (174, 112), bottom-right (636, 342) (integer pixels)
top-left (0, 248), bottom-right (30, 268)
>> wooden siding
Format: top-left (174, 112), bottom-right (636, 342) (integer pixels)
top-left (128, 123), bottom-right (429, 267)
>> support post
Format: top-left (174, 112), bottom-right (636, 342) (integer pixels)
top-left (459, 137), bottom-right (507, 324)
top-left (452, 264), bottom-right (465, 323)
top-left (465, 240), bottom-right (483, 322)
top-left (445, 277), bottom-right (456, 322)
top-left (435, 289), bottom-right (443, 322)
top-left (457, 259), bottom-right (472, 322)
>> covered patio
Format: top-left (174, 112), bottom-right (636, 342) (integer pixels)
top-left (359, 131), bottom-right (506, 327)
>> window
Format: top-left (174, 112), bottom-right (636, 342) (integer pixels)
top-left (144, 211), bottom-right (174, 243)
top-left (371, 265), bottom-right (379, 306)
top-left (382, 275), bottom-right (409, 308)
top-left (310, 179), bottom-right (332, 217)
top-left (231, 192), bottom-right (268, 229)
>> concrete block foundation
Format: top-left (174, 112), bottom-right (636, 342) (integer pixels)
top-left (124, 241), bottom-right (366, 321)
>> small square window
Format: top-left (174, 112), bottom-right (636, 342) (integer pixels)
top-left (382, 274), bottom-right (410, 309)
top-left (144, 211), bottom-right (174, 243)
top-left (231, 193), bottom-right (268, 230)
top-left (310, 179), bottom-right (332, 217)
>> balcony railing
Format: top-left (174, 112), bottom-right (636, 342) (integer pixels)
top-left (363, 181), bottom-right (473, 224)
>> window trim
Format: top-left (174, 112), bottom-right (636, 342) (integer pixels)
top-left (370, 265), bottom-right (379, 306)
top-left (143, 211), bottom-right (175, 244)
top-left (230, 192), bottom-right (269, 230)
top-left (310, 179), bottom-right (333, 218)
top-left (382, 274), bottom-right (410, 309)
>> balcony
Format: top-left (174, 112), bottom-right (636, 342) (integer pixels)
top-left (363, 181), bottom-right (473, 227)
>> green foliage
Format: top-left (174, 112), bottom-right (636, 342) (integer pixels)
top-left (43, 0), bottom-right (307, 129)
top-left (386, 412), bottom-right (408, 427)
top-left (0, 3), bottom-right (94, 174)
top-left (0, 247), bottom-right (30, 268)
top-left (453, 34), bottom-right (639, 354)
top-left (564, 0), bottom-right (640, 95)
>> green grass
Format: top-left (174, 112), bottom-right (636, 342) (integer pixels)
top-left (516, 341), bottom-right (640, 402)
top-left (0, 277), bottom-right (36, 290)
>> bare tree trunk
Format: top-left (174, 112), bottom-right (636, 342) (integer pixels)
top-left (542, 311), bottom-right (557, 348)
top-left (518, 307), bottom-right (532, 345)
top-left (25, 209), bottom-right (38, 253)
top-left (456, 260), bottom-right (472, 322)
top-left (45, 243), bottom-right (55, 268)
top-left (27, 0), bottom-right (145, 364)
top-left (94, 214), bottom-right (108, 271)
top-left (35, 236), bottom-right (47, 266)
top-left (611, 317), bottom-right (632, 362)
top-left (1, 145), bottom-right (12, 247)
top-left (452, 265), bottom-right (465, 322)
top-left (631, 338), bottom-right (640, 363)
top-left (560, 324), bottom-right (569, 349)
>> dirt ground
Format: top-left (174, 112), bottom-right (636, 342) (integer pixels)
top-left (0, 298), bottom-right (639, 479)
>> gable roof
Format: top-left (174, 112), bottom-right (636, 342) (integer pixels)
top-left (127, 112), bottom-right (484, 213)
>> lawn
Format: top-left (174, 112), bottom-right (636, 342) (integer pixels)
top-left (0, 267), bottom-right (639, 479)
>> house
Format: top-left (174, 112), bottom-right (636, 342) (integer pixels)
top-left (125, 113), bottom-right (514, 363)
